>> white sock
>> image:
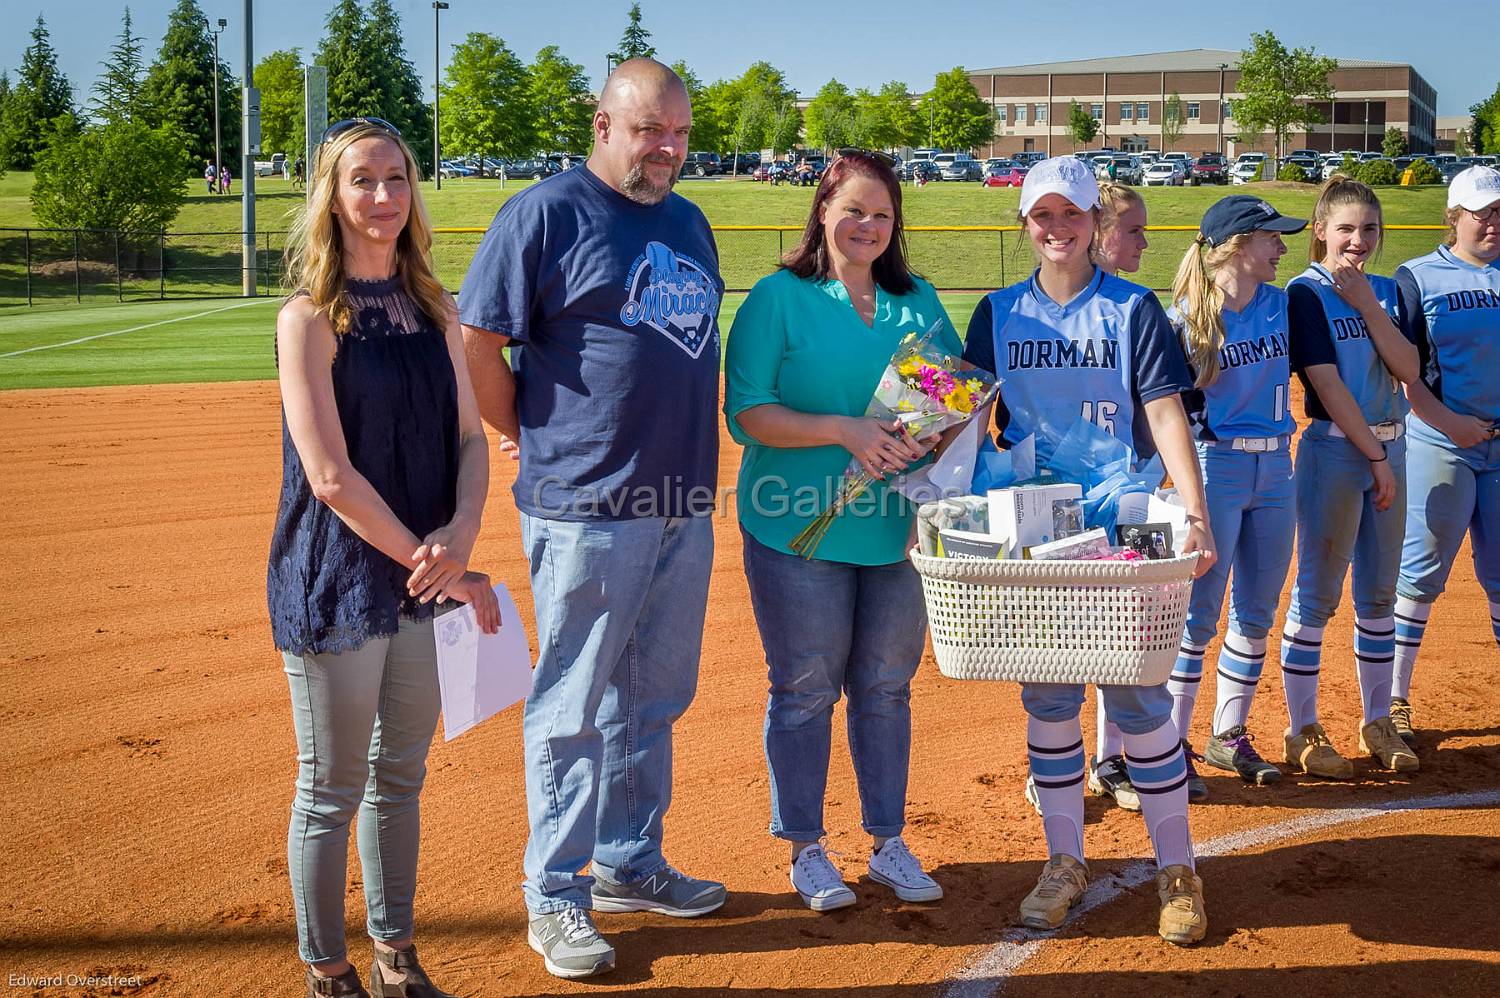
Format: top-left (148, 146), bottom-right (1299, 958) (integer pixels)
top-left (1212, 630), bottom-right (1267, 734)
top-left (1280, 617), bottom-right (1326, 733)
top-left (1354, 614), bottom-right (1396, 725)
top-left (1026, 715), bottom-right (1085, 863)
top-left (1096, 688), bottom-right (1124, 760)
top-left (1167, 639), bottom-right (1208, 741)
top-left (1392, 597), bottom-right (1432, 700)
top-left (1123, 722), bottom-right (1194, 871)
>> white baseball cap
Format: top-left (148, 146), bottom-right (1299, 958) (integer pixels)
top-left (1447, 165), bottom-right (1500, 211)
top-left (1019, 156), bottom-right (1101, 216)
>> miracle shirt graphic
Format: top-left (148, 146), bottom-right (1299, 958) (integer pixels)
top-left (458, 166), bottom-right (723, 520)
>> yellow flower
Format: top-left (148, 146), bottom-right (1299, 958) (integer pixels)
top-left (945, 386), bottom-right (973, 412)
top-left (896, 357), bottom-right (924, 378)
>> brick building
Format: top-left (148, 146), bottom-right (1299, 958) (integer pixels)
top-left (965, 49), bottom-right (1437, 159)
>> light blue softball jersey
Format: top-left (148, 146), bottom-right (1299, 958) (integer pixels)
top-left (962, 266), bottom-right (1192, 466)
top-left (1395, 244), bottom-right (1500, 421)
top-left (1171, 282), bottom-right (1297, 442)
top-left (1287, 265), bottom-right (1412, 425)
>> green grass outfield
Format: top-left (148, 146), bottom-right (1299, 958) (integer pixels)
top-left (0, 292), bottom-right (988, 391)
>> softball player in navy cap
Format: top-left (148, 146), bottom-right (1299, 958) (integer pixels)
top-left (1389, 166), bottom-right (1500, 742)
top-left (964, 157), bottom-right (1217, 945)
top-left (1166, 195), bottom-right (1307, 794)
top-left (1279, 176), bottom-right (1421, 778)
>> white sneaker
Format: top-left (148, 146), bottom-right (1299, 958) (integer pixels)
top-left (791, 843), bottom-right (856, 912)
top-left (868, 836), bottom-right (944, 903)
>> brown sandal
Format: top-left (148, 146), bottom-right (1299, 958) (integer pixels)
top-left (306, 965), bottom-right (369, 997)
top-left (370, 944), bottom-right (457, 998)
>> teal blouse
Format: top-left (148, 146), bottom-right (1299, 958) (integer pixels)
top-left (724, 268), bottom-right (963, 565)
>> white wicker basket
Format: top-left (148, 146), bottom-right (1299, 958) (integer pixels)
top-left (910, 548), bottom-right (1199, 685)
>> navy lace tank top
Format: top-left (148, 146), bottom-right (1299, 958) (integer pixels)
top-left (267, 275), bottom-right (460, 655)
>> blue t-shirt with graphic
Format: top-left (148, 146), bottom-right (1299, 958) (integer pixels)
top-left (962, 267), bottom-right (1191, 466)
top-left (458, 165), bottom-right (723, 520)
top-left (1287, 265), bottom-right (1410, 425)
top-left (1395, 244), bottom-right (1500, 421)
top-left (1171, 283), bottom-right (1296, 441)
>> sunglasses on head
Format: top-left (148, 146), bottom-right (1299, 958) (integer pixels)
top-left (836, 147), bottom-right (897, 167)
top-left (319, 116), bottom-right (403, 146)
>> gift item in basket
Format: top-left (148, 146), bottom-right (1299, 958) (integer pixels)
top-left (1027, 527), bottom-right (1112, 561)
top-left (1052, 497), bottom-right (1085, 538)
top-left (1116, 523), bottom-right (1175, 560)
top-left (916, 496), bottom-right (991, 555)
top-left (937, 528), bottom-right (1008, 560)
top-left (909, 547), bottom-right (1199, 685)
top-left (986, 483), bottom-right (1084, 558)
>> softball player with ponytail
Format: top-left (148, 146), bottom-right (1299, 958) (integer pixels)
top-left (1166, 196), bottom-right (1306, 795)
top-left (1279, 176), bottom-right (1421, 777)
top-left (964, 158), bottom-right (1217, 945)
top-left (1389, 166), bottom-right (1500, 742)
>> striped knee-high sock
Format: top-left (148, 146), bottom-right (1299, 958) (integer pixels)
top-left (1167, 639), bottom-right (1208, 741)
top-left (1354, 614), bottom-right (1396, 724)
top-left (1212, 630), bottom-right (1267, 735)
top-left (1124, 722), bottom-right (1194, 870)
top-left (1026, 716), bottom-right (1086, 863)
top-left (1096, 687), bottom-right (1124, 760)
top-left (1392, 597), bottom-right (1432, 701)
top-left (1281, 617), bottom-right (1326, 733)
top-left (1490, 599), bottom-right (1500, 649)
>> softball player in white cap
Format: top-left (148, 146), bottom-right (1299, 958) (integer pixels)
top-left (1279, 176), bottom-right (1421, 778)
top-left (1388, 166), bottom-right (1500, 742)
top-left (964, 157), bottom-right (1217, 945)
top-left (1165, 195), bottom-right (1308, 795)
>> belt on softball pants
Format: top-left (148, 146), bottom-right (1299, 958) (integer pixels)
top-left (1201, 434), bottom-right (1292, 453)
top-left (1328, 420), bottom-right (1405, 443)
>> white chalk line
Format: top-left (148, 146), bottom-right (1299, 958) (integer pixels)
top-left (941, 787), bottom-right (1500, 998)
top-left (0, 298), bottom-right (275, 359)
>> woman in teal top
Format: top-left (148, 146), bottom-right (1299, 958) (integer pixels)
top-left (725, 150), bottom-right (957, 915)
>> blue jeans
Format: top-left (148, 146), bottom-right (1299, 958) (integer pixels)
top-left (1289, 422), bottom-right (1408, 624)
top-left (741, 529), bottom-right (927, 842)
top-left (283, 615), bottom-right (442, 964)
top-left (519, 513), bottom-right (712, 914)
top-left (1183, 442), bottom-right (1296, 645)
top-left (1398, 415), bottom-right (1500, 603)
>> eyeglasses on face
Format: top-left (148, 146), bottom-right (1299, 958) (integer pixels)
top-left (1462, 204), bottom-right (1499, 223)
top-left (320, 116), bottom-right (403, 146)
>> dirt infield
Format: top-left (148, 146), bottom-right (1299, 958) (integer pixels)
top-left (2, 381), bottom-right (1496, 997)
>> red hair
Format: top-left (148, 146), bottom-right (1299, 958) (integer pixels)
top-left (781, 151), bottom-right (916, 295)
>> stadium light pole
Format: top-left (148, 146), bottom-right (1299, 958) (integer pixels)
top-left (433, 1), bottom-right (448, 190)
top-left (241, 0), bottom-right (255, 296)
top-left (207, 17), bottom-right (227, 193)
top-left (1217, 63), bottom-right (1227, 155)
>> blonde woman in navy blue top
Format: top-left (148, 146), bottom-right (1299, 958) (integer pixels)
top-left (269, 118), bottom-right (497, 998)
top-left (1279, 176), bottom-right (1421, 779)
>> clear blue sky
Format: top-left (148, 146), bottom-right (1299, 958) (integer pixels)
top-left (8, 0), bottom-right (1491, 117)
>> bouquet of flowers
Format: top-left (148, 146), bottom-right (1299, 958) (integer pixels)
top-left (789, 323), bottom-right (1000, 559)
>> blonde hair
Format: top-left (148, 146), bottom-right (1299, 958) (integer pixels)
top-left (1092, 182), bottom-right (1145, 268)
top-left (1171, 232), bottom-right (1252, 388)
top-left (284, 123), bottom-right (450, 335)
top-left (1309, 174), bottom-right (1384, 263)
top-left (1443, 207), bottom-right (1461, 247)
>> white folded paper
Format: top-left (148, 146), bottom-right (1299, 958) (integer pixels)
top-left (433, 583), bottom-right (533, 741)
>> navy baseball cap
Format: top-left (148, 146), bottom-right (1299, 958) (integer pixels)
top-left (1199, 195), bottom-right (1307, 247)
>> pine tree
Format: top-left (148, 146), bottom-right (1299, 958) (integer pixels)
top-left (0, 15), bottom-right (76, 169)
top-left (364, 0), bottom-right (433, 171)
top-left (92, 8), bottom-right (149, 125)
top-left (0, 72), bottom-right (10, 178)
top-left (611, 3), bottom-right (656, 62)
top-left (141, 0), bottom-right (241, 168)
top-left (529, 46), bottom-right (593, 156)
top-left (317, 0), bottom-right (381, 120)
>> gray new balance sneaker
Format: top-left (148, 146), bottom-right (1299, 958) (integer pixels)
top-left (590, 865), bottom-right (727, 918)
top-left (527, 907), bottom-right (615, 980)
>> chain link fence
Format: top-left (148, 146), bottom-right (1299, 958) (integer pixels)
top-left (2, 224), bottom-right (1448, 308)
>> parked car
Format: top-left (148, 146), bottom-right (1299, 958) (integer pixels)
top-left (1190, 153), bottom-right (1228, 185)
top-left (901, 159), bottom-right (939, 183)
top-left (1142, 160), bottom-right (1187, 186)
top-left (933, 153), bottom-right (982, 181)
top-left (680, 151), bottom-right (722, 177)
top-left (1013, 150), bottom-right (1046, 167)
top-left (1439, 160), bottom-right (1468, 184)
top-left (982, 161), bottom-right (1028, 187)
top-left (1162, 151), bottom-right (1193, 173)
top-left (718, 151), bottom-right (759, 175)
top-left (1458, 155), bottom-right (1498, 168)
top-left (1229, 160), bottom-right (1264, 184)
top-left (507, 157), bottom-right (561, 180)
top-left (438, 159), bottom-right (478, 179)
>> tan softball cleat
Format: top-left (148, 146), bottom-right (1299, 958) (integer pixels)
top-left (1284, 722), bottom-right (1354, 779)
top-left (1156, 864), bottom-right (1207, 945)
top-left (1360, 717), bottom-right (1420, 772)
top-left (1018, 854), bottom-right (1088, 930)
